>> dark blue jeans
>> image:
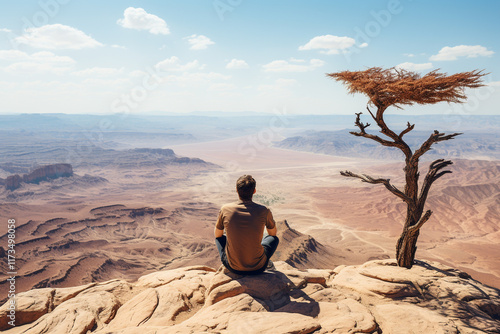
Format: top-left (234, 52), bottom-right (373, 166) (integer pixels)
top-left (215, 235), bottom-right (280, 275)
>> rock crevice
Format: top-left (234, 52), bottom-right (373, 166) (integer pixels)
top-left (1, 260), bottom-right (499, 334)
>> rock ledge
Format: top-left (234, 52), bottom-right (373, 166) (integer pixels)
top-left (1, 260), bottom-right (499, 334)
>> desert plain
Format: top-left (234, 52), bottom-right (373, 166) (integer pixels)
top-left (171, 136), bottom-right (500, 288)
top-left (0, 114), bottom-right (498, 304)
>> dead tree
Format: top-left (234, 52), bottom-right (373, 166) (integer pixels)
top-left (328, 67), bottom-right (485, 268)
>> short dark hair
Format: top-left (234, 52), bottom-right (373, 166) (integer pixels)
top-left (236, 175), bottom-right (256, 201)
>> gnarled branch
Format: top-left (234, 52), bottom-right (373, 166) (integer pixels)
top-left (349, 131), bottom-right (400, 147)
top-left (340, 170), bottom-right (413, 204)
top-left (367, 106), bottom-right (413, 159)
top-left (354, 112), bottom-right (370, 133)
top-left (350, 112), bottom-right (398, 147)
top-left (399, 122), bottom-right (415, 139)
top-left (366, 105), bottom-right (376, 120)
top-left (412, 131), bottom-right (462, 162)
top-left (418, 159), bottom-right (453, 210)
top-left (409, 210), bottom-right (432, 232)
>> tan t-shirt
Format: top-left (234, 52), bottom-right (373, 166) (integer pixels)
top-left (216, 200), bottom-right (276, 272)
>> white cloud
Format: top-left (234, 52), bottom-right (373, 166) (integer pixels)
top-left (15, 24), bottom-right (102, 50)
top-left (0, 28), bottom-right (12, 33)
top-left (117, 7), bottom-right (169, 35)
top-left (299, 35), bottom-right (355, 55)
top-left (111, 44), bottom-right (127, 49)
top-left (208, 83), bottom-right (237, 91)
top-left (226, 59), bottom-right (249, 69)
top-left (163, 71), bottom-right (231, 88)
top-left (0, 49), bottom-right (29, 61)
top-left (395, 62), bottom-right (433, 71)
top-left (2, 51), bottom-right (76, 74)
top-left (263, 59), bottom-right (325, 72)
top-left (155, 56), bottom-right (201, 72)
top-left (487, 81), bottom-right (500, 87)
top-left (72, 67), bottom-right (124, 77)
top-left (258, 78), bottom-right (298, 94)
top-left (430, 45), bottom-right (494, 61)
top-left (310, 59), bottom-right (325, 67)
top-left (81, 78), bottom-right (132, 86)
top-left (5, 62), bottom-right (60, 74)
top-left (129, 70), bottom-right (147, 77)
top-left (30, 51), bottom-right (75, 64)
top-left (359, 43), bottom-right (368, 48)
top-left (186, 34), bottom-right (214, 50)
top-left (177, 72), bottom-right (230, 82)
top-left (275, 78), bottom-right (298, 86)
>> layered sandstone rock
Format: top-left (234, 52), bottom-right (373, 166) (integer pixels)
top-left (22, 163), bottom-right (73, 184)
top-left (1, 260), bottom-right (499, 333)
top-left (4, 163), bottom-right (73, 190)
top-left (4, 174), bottom-right (22, 191)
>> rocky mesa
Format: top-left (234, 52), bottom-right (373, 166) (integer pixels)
top-left (2, 164), bottom-right (73, 191)
top-left (1, 259), bottom-right (499, 334)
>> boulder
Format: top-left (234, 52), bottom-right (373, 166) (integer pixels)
top-left (2, 259), bottom-right (500, 334)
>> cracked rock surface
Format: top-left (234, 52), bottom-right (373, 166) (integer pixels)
top-left (1, 260), bottom-right (499, 333)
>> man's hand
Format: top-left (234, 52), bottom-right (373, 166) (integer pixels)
top-left (266, 226), bottom-right (277, 236)
top-left (214, 226), bottom-right (224, 238)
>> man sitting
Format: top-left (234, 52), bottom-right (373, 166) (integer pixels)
top-left (215, 175), bottom-right (279, 275)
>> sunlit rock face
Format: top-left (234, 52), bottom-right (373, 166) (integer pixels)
top-left (2, 259), bottom-right (499, 334)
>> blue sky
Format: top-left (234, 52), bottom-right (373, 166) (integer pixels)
top-left (0, 0), bottom-right (499, 115)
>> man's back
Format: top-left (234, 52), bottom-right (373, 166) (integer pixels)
top-left (216, 200), bottom-right (276, 272)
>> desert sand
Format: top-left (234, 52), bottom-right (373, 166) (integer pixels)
top-left (1, 136), bottom-right (498, 303)
top-left (170, 137), bottom-right (500, 288)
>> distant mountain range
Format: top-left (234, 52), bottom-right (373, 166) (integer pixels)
top-left (1, 113), bottom-right (498, 134)
top-left (0, 146), bottom-right (212, 176)
top-left (1, 163), bottom-right (73, 190)
top-left (276, 129), bottom-right (500, 160)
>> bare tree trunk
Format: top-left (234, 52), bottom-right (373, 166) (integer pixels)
top-left (395, 159), bottom-right (451, 268)
top-left (394, 157), bottom-right (419, 268)
top-left (396, 223), bottom-right (420, 268)
top-left (340, 111), bottom-right (456, 269)
top-left (332, 68), bottom-right (483, 270)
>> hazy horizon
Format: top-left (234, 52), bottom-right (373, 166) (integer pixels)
top-left (1, 111), bottom-right (500, 117)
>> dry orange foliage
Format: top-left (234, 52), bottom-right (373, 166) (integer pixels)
top-left (327, 67), bottom-right (485, 109)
